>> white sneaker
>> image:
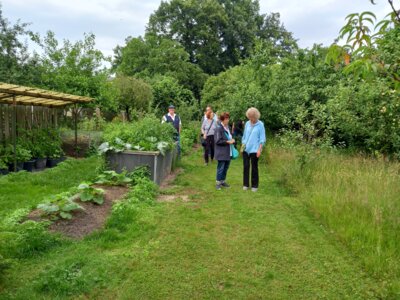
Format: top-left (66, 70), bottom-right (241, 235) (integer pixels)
top-left (251, 188), bottom-right (258, 192)
top-left (243, 186), bottom-right (249, 191)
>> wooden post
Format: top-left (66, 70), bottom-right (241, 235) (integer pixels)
top-left (12, 96), bottom-right (17, 172)
top-left (74, 104), bottom-right (78, 157)
top-left (0, 105), bottom-right (3, 143)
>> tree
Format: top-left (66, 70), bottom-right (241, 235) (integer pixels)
top-left (0, 4), bottom-right (39, 85)
top-left (256, 12), bottom-right (298, 58)
top-left (115, 34), bottom-right (207, 98)
top-left (326, 8), bottom-right (400, 89)
top-left (370, 0), bottom-right (400, 23)
top-left (112, 76), bottom-right (153, 121)
top-left (38, 31), bottom-right (109, 98)
top-left (147, 0), bottom-right (296, 74)
top-left (150, 75), bottom-right (195, 115)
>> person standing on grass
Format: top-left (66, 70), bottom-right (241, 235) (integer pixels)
top-left (162, 104), bottom-right (182, 156)
top-left (232, 119), bottom-right (244, 147)
top-left (202, 105), bottom-right (218, 123)
top-left (214, 112), bottom-right (235, 190)
top-left (241, 107), bottom-right (266, 192)
top-left (201, 110), bottom-right (217, 165)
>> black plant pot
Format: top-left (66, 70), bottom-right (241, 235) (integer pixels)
top-left (35, 158), bottom-right (47, 170)
top-left (23, 160), bottom-right (36, 172)
top-left (8, 162), bottom-right (24, 172)
top-left (0, 168), bottom-right (9, 175)
top-left (46, 157), bottom-right (60, 168)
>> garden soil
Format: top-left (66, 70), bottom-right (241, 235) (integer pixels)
top-left (28, 185), bottom-right (129, 239)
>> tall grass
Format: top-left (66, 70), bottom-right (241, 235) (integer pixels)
top-left (270, 145), bottom-right (400, 295)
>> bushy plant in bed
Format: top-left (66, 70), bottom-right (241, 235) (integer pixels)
top-left (77, 183), bottom-right (105, 205)
top-left (99, 116), bottom-right (176, 155)
top-left (37, 193), bottom-right (84, 220)
top-left (94, 170), bottom-right (133, 186)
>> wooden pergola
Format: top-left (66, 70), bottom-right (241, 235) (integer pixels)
top-left (0, 82), bottom-right (94, 171)
top-left (0, 83), bottom-right (92, 107)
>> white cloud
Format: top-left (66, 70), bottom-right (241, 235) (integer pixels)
top-left (259, 0), bottom-right (391, 48)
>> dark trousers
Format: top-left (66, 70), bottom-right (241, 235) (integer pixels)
top-left (243, 152), bottom-right (259, 188)
top-left (216, 160), bottom-right (230, 182)
top-left (204, 135), bottom-right (215, 163)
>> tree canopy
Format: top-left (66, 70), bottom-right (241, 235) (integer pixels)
top-left (146, 0), bottom-right (297, 74)
top-left (114, 34), bottom-right (207, 98)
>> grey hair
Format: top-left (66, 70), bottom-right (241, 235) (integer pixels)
top-left (246, 107), bottom-right (260, 120)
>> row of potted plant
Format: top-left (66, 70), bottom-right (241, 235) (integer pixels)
top-left (0, 128), bottom-right (65, 175)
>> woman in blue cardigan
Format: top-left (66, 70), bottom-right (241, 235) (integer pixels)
top-left (241, 107), bottom-right (266, 192)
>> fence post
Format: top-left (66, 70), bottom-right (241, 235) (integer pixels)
top-left (12, 96), bottom-right (17, 172)
top-left (74, 104), bottom-right (78, 158)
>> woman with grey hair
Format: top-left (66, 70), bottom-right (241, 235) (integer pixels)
top-left (241, 107), bottom-right (266, 192)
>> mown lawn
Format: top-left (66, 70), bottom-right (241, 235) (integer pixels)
top-left (0, 150), bottom-right (390, 299)
top-left (0, 157), bottom-right (101, 219)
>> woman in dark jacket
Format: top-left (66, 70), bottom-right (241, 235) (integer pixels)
top-left (214, 112), bottom-right (235, 190)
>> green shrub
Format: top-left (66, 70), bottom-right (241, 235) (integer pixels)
top-left (180, 121), bottom-right (200, 154)
top-left (100, 116), bottom-right (176, 154)
top-left (0, 254), bottom-right (11, 278)
top-left (34, 257), bottom-right (107, 297)
top-left (106, 177), bottom-right (157, 232)
top-left (0, 220), bottom-right (62, 258)
top-left (79, 114), bottom-right (106, 131)
top-left (126, 166), bottom-right (151, 185)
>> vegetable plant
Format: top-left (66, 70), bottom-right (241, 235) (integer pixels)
top-left (37, 193), bottom-right (84, 220)
top-left (95, 170), bottom-right (132, 186)
top-left (77, 183), bottom-right (105, 204)
top-left (99, 116), bottom-right (176, 155)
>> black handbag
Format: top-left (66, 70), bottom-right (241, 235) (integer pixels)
top-left (201, 136), bottom-right (207, 147)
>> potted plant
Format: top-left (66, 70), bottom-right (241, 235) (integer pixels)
top-left (32, 143), bottom-right (47, 170)
top-left (46, 142), bottom-right (65, 168)
top-left (0, 158), bottom-right (9, 175)
top-left (6, 145), bottom-right (32, 172)
top-left (31, 128), bottom-right (49, 169)
top-left (19, 146), bottom-right (34, 172)
top-left (0, 145), bottom-right (9, 175)
top-left (45, 129), bottom-right (65, 168)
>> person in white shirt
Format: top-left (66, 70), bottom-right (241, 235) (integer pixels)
top-left (162, 105), bottom-right (182, 156)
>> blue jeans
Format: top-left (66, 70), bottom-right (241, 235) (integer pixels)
top-left (216, 160), bottom-right (230, 182)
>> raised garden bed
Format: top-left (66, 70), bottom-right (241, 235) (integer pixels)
top-left (106, 146), bottom-right (178, 185)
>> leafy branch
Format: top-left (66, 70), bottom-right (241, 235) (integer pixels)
top-left (370, 0), bottom-right (400, 23)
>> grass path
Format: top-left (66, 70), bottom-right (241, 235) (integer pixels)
top-left (0, 150), bottom-right (385, 299)
top-left (102, 150), bottom-right (382, 299)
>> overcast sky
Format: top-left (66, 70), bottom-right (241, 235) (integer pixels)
top-left (1, 0), bottom-right (391, 58)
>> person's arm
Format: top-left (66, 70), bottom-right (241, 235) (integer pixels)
top-left (256, 123), bottom-right (267, 158)
top-left (215, 127), bottom-right (230, 146)
top-left (161, 115), bottom-right (166, 124)
top-left (201, 119), bottom-right (206, 135)
top-left (241, 122), bottom-right (248, 144)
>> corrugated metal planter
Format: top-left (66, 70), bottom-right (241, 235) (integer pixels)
top-left (106, 146), bottom-right (178, 185)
